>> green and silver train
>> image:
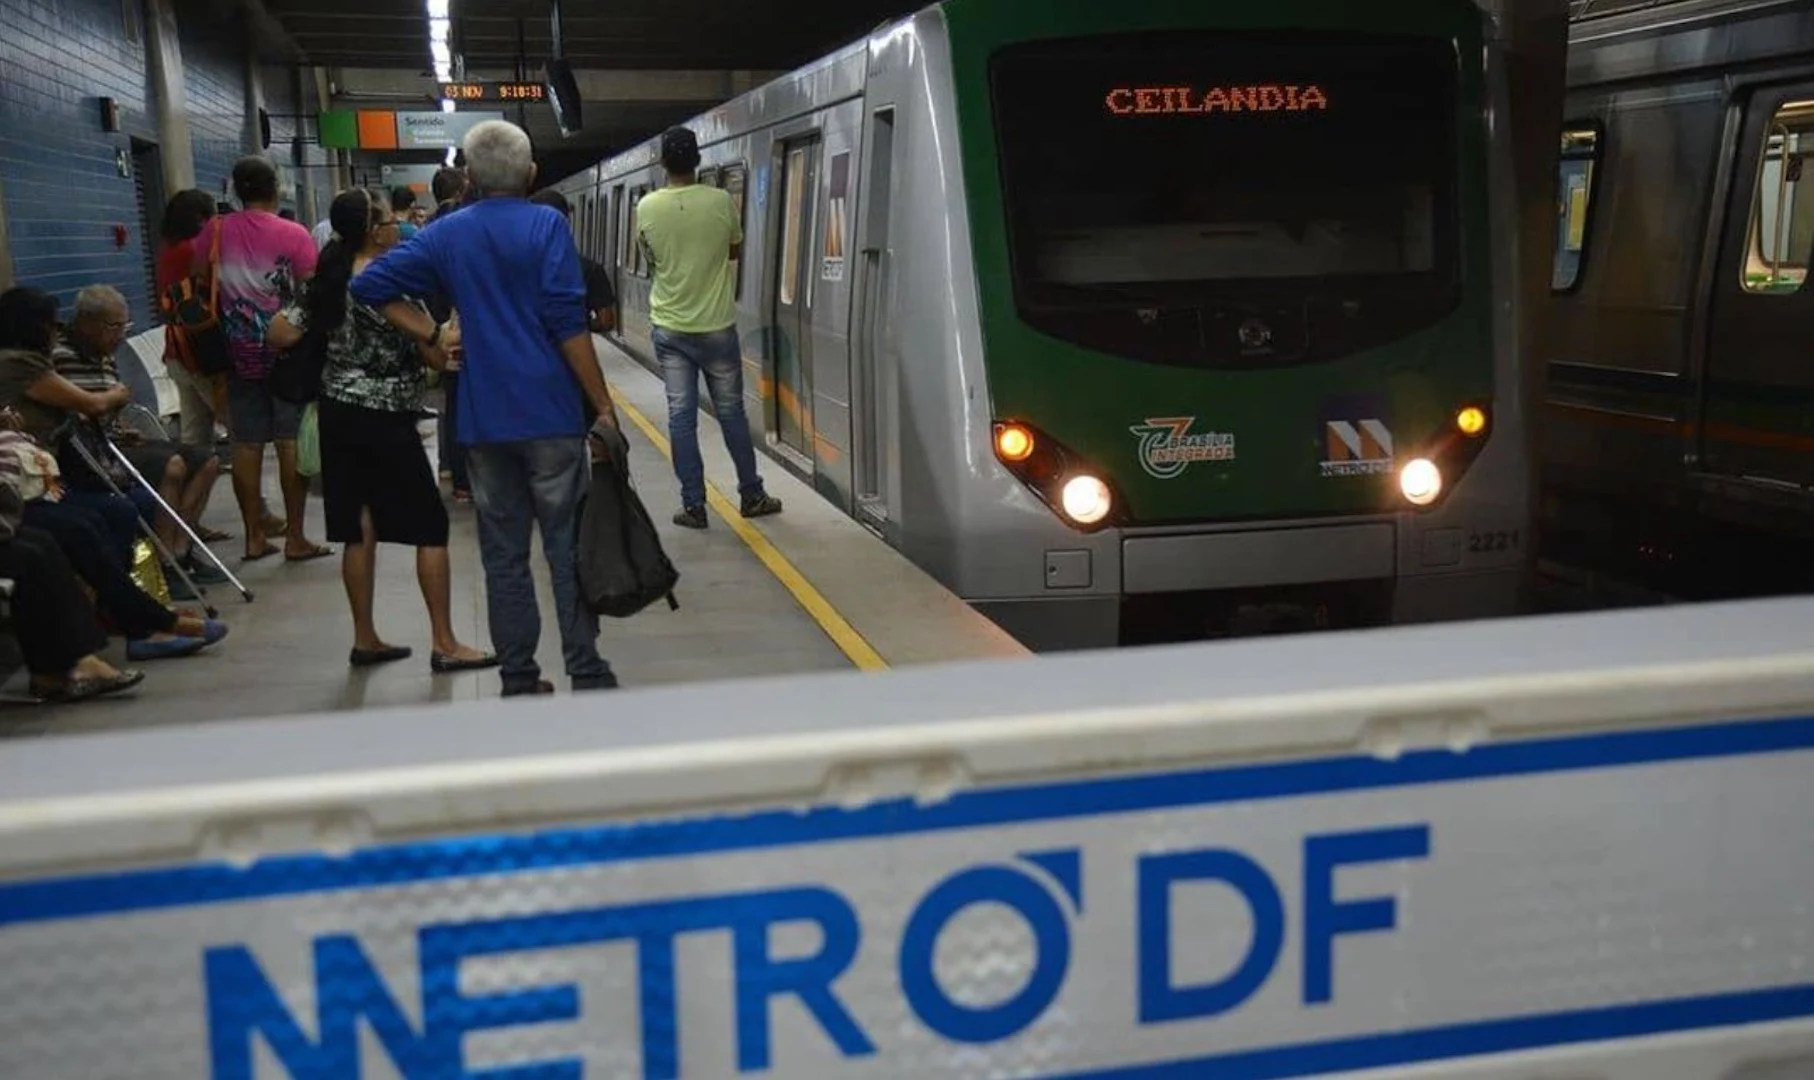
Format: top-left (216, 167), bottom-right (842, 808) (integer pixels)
top-left (555, 0), bottom-right (1538, 651)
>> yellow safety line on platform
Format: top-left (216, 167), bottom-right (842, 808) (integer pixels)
top-left (608, 385), bottom-right (890, 672)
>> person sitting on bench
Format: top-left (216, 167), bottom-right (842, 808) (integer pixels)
top-left (0, 408), bottom-right (227, 663)
top-left (54, 284), bottom-right (227, 589)
top-left (0, 516), bottom-right (144, 703)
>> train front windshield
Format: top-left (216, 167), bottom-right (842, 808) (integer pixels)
top-left (989, 31), bottom-right (1463, 364)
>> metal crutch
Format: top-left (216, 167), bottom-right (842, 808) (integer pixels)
top-left (96, 435), bottom-right (256, 606)
top-left (108, 403), bottom-right (255, 603)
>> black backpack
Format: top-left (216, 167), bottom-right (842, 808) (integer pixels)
top-left (578, 454), bottom-right (679, 617)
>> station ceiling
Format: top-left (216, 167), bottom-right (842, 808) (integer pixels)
top-left (261, 0), bottom-right (920, 72)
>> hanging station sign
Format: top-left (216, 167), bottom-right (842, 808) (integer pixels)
top-left (394, 110), bottom-right (507, 150)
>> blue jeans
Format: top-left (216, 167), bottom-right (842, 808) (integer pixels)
top-left (465, 438), bottom-right (614, 689)
top-left (653, 326), bottom-right (766, 509)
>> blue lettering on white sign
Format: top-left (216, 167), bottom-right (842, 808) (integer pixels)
top-left (202, 828), bottom-right (1428, 1078)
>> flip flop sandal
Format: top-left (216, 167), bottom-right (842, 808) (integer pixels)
top-left (45, 669), bottom-right (146, 703)
top-left (285, 544), bottom-right (335, 563)
top-left (242, 544), bottom-right (279, 563)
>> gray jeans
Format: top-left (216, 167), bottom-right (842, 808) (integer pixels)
top-left (465, 438), bottom-right (614, 689)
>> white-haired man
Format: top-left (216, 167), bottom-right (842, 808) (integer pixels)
top-left (352, 119), bottom-right (624, 697)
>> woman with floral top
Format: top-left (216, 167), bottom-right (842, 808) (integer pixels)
top-left (268, 189), bottom-right (496, 674)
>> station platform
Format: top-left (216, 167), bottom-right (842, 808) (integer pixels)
top-left (0, 339), bottom-right (1027, 738)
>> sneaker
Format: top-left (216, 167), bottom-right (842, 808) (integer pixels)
top-left (573, 673), bottom-right (620, 692)
top-left (163, 569), bottom-right (199, 602)
top-left (501, 677), bottom-right (556, 698)
top-left (673, 505), bottom-right (708, 530)
top-left (740, 493), bottom-right (782, 519)
top-left (183, 556), bottom-right (231, 585)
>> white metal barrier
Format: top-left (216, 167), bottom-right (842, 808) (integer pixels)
top-left (1, 598), bottom-right (1812, 1078)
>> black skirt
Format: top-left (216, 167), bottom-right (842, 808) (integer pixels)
top-left (317, 396), bottom-right (449, 548)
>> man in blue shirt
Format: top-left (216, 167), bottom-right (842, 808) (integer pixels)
top-left (351, 119), bottom-right (626, 697)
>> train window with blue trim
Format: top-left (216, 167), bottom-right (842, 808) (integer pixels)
top-left (1742, 100), bottom-right (1814, 295)
top-left (1552, 124), bottom-right (1601, 293)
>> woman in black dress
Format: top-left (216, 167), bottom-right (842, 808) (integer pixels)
top-left (269, 189), bottom-right (496, 673)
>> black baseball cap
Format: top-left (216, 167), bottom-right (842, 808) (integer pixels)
top-left (660, 126), bottom-right (699, 159)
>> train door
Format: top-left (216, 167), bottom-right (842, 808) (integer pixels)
top-left (1701, 86), bottom-right (1814, 490)
top-left (611, 184), bottom-right (626, 331)
top-left (852, 108), bottom-right (897, 532)
top-left (771, 136), bottom-right (821, 465)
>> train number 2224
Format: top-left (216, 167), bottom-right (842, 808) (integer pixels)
top-left (1467, 529), bottom-right (1522, 554)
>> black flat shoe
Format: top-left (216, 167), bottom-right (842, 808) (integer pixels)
top-left (350, 645), bottom-right (413, 668)
top-left (431, 651), bottom-right (500, 674)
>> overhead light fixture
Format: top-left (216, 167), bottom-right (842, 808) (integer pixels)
top-left (441, 100), bottom-right (455, 113)
top-left (444, 147), bottom-right (457, 166)
top-left (431, 41), bottom-right (451, 66)
top-left (426, 0), bottom-right (449, 16)
top-left (429, 17), bottom-right (450, 42)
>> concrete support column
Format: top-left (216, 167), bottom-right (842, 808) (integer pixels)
top-left (1488, 0), bottom-right (1569, 604)
top-left (243, 44), bottom-right (267, 156)
top-left (144, 0), bottom-right (195, 194)
top-left (293, 65), bottom-right (320, 225)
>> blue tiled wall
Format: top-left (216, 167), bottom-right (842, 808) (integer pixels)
top-left (178, 11), bottom-right (246, 206)
top-left (0, 0), bottom-right (261, 322)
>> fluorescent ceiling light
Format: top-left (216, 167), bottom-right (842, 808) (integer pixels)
top-left (429, 17), bottom-right (450, 42)
top-left (445, 147), bottom-right (457, 166)
top-left (426, 0), bottom-right (449, 16)
top-left (431, 41), bottom-right (451, 65)
top-left (441, 100), bottom-right (456, 113)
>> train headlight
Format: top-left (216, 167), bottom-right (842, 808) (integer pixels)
top-left (1456, 406), bottom-right (1488, 437)
top-left (1061, 474), bottom-right (1113, 525)
top-left (1399, 458), bottom-right (1443, 506)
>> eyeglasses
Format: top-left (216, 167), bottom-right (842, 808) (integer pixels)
top-left (105, 319), bottom-right (132, 332)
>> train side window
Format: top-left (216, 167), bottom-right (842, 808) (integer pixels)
top-left (629, 185), bottom-right (647, 277)
top-left (700, 167), bottom-right (722, 188)
top-left (1551, 124), bottom-right (1601, 292)
top-left (1742, 99), bottom-right (1814, 294)
top-left (723, 164), bottom-right (748, 299)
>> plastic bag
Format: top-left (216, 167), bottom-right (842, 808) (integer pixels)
top-left (296, 402), bottom-right (321, 477)
top-left (130, 539), bottom-right (172, 608)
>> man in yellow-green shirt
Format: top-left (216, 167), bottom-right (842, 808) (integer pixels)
top-left (637, 127), bottom-right (780, 529)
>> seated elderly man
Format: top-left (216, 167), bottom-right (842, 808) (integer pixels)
top-left (55, 285), bottom-right (227, 587)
